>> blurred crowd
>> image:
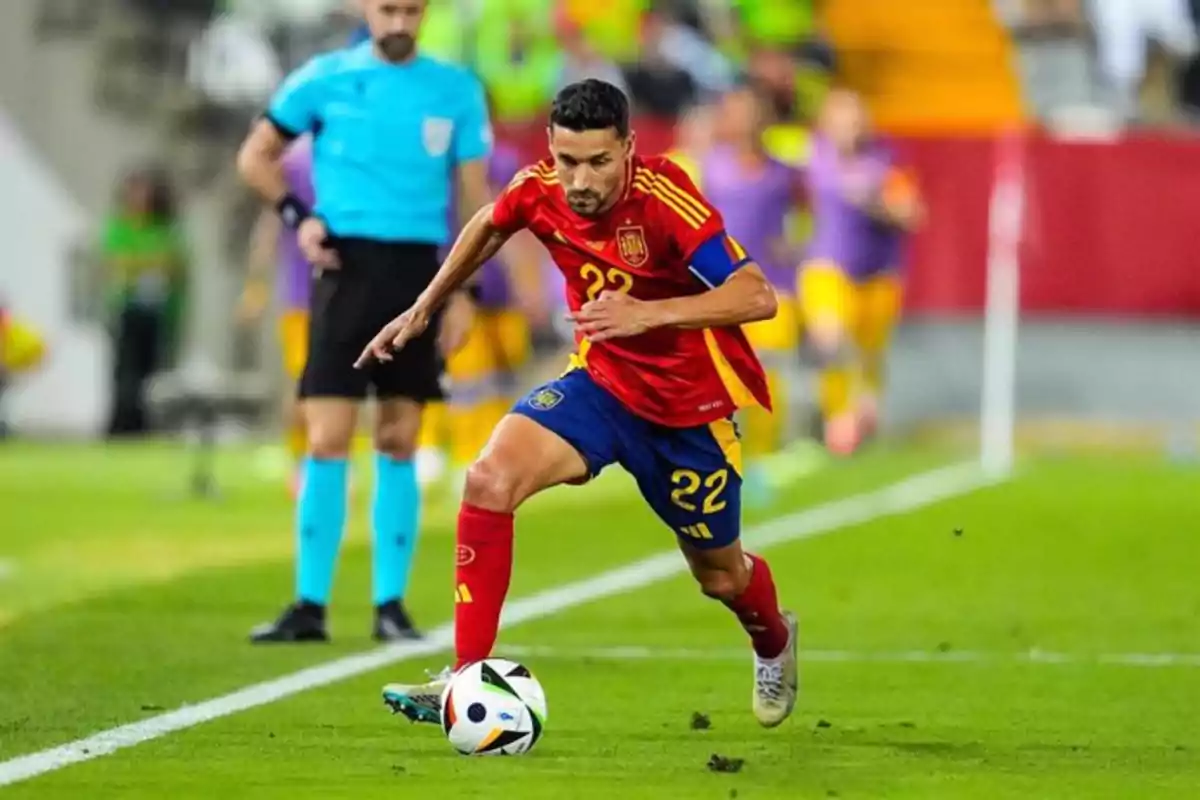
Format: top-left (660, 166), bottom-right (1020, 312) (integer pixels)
top-left (187, 0), bottom-right (832, 127)
top-left (178, 0), bottom-right (1200, 128)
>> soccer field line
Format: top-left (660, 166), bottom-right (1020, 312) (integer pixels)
top-left (500, 644), bottom-right (1200, 669)
top-left (0, 460), bottom-right (995, 788)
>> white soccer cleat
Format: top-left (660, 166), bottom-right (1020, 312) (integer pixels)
top-left (382, 666), bottom-right (453, 724)
top-left (752, 611), bottom-right (799, 728)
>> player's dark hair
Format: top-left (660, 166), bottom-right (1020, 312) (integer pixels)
top-left (550, 79), bottom-right (630, 139)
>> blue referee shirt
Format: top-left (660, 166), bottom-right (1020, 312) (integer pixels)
top-left (266, 42), bottom-right (492, 245)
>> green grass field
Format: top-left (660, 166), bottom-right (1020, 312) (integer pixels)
top-left (1, 441), bottom-right (1198, 798)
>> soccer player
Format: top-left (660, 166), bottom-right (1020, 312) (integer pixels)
top-left (699, 86), bottom-right (807, 487)
top-left (360, 79), bottom-right (800, 728)
top-left (239, 136), bottom-right (316, 494)
top-left (801, 89), bottom-right (923, 455)
top-left (236, 0), bottom-right (492, 643)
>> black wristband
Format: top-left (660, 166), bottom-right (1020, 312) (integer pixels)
top-left (275, 193), bottom-right (311, 230)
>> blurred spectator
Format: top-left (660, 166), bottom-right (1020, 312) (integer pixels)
top-left (101, 169), bottom-right (190, 438)
top-left (555, 17), bottom-right (629, 95)
top-left (665, 102), bottom-right (717, 183)
top-left (0, 302), bottom-right (49, 440)
top-left (623, 20), bottom-right (697, 116)
top-left (1179, 0), bottom-right (1200, 117)
top-left (187, 10), bottom-right (283, 107)
top-left (700, 0), bottom-right (816, 55)
top-left (1090, 0), bottom-right (1198, 121)
top-left (475, 0), bottom-right (562, 123)
top-left (559, 0), bottom-right (647, 64)
top-left (624, 8), bottom-right (734, 116)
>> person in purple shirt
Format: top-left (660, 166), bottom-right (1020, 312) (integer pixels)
top-left (415, 141), bottom-right (546, 488)
top-left (674, 86), bottom-right (807, 502)
top-left (799, 89), bottom-right (924, 456)
top-left (239, 136), bottom-right (316, 493)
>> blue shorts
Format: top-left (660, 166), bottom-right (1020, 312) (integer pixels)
top-left (513, 368), bottom-right (743, 549)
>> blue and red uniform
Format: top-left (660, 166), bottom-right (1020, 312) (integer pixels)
top-left (491, 155), bottom-right (770, 548)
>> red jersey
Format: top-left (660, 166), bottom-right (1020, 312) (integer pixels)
top-left (492, 154), bottom-right (771, 428)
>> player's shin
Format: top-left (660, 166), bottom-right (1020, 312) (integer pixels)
top-left (724, 553), bottom-right (790, 659)
top-left (454, 503), bottom-right (515, 669)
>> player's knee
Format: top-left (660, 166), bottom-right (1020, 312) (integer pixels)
top-left (695, 568), bottom-right (747, 603)
top-left (462, 456), bottom-right (525, 513)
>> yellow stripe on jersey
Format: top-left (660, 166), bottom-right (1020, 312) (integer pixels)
top-left (644, 170), bottom-right (710, 221)
top-left (634, 169), bottom-right (711, 229)
top-left (702, 329), bottom-right (759, 411)
top-left (727, 235), bottom-right (748, 262)
top-left (506, 164), bottom-right (558, 192)
top-left (633, 175), bottom-right (705, 229)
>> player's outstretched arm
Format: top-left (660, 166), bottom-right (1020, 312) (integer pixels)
top-left (418, 203), bottom-right (512, 312)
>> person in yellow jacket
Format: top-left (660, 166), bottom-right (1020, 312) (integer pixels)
top-left (0, 304), bottom-right (48, 437)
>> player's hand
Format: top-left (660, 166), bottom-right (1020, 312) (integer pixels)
top-left (437, 291), bottom-right (475, 357)
top-left (354, 304), bottom-right (432, 368)
top-left (568, 291), bottom-right (656, 343)
top-left (298, 217), bottom-right (340, 270)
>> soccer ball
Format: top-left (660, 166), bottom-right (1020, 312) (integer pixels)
top-left (440, 659), bottom-right (547, 756)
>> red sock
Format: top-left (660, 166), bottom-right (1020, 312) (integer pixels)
top-left (724, 554), bottom-right (789, 659)
top-left (454, 503), bottom-right (514, 670)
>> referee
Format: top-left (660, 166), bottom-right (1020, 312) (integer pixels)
top-left (236, 0), bottom-right (493, 644)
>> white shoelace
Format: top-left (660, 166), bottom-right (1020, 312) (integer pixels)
top-left (755, 661), bottom-right (786, 701)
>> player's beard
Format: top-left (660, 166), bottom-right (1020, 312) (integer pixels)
top-left (376, 33), bottom-right (415, 63)
top-left (566, 189), bottom-right (604, 216)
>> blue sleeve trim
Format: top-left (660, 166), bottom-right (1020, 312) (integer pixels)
top-left (688, 233), bottom-right (751, 288)
top-left (263, 112), bottom-right (302, 141)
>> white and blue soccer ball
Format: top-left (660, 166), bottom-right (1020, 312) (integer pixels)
top-left (440, 659), bottom-right (547, 756)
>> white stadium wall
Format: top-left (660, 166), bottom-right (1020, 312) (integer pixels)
top-left (0, 109), bottom-right (106, 435)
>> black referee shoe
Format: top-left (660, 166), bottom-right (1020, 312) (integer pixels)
top-left (249, 601), bottom-right (329, 644)
top-left (373, 600), bottom-right (422, 642)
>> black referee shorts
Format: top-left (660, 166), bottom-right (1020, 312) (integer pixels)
top-left (300, 238), bottom-right (443, 403)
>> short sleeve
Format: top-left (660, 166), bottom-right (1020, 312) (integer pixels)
top-left (265, 57), bottom-right (324, 139)
top-left (650, 158), bottom-right (726, 261)
top-left (491, 172), bottom-right (533, 234)
top-left (452, 73), bottom-right (493, 164)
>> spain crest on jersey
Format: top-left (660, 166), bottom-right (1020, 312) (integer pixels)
top-left (422, 117), bottom-right (453, 157)
top-left (527, 387), bottom-right (564, 411)
top-left (617, 226), bottom-right (649, 268)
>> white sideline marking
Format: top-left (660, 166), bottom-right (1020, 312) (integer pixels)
top-left (500, 644), bottom-right (1200, 669)
top-left (0, 462), bottom-right (994, 787)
